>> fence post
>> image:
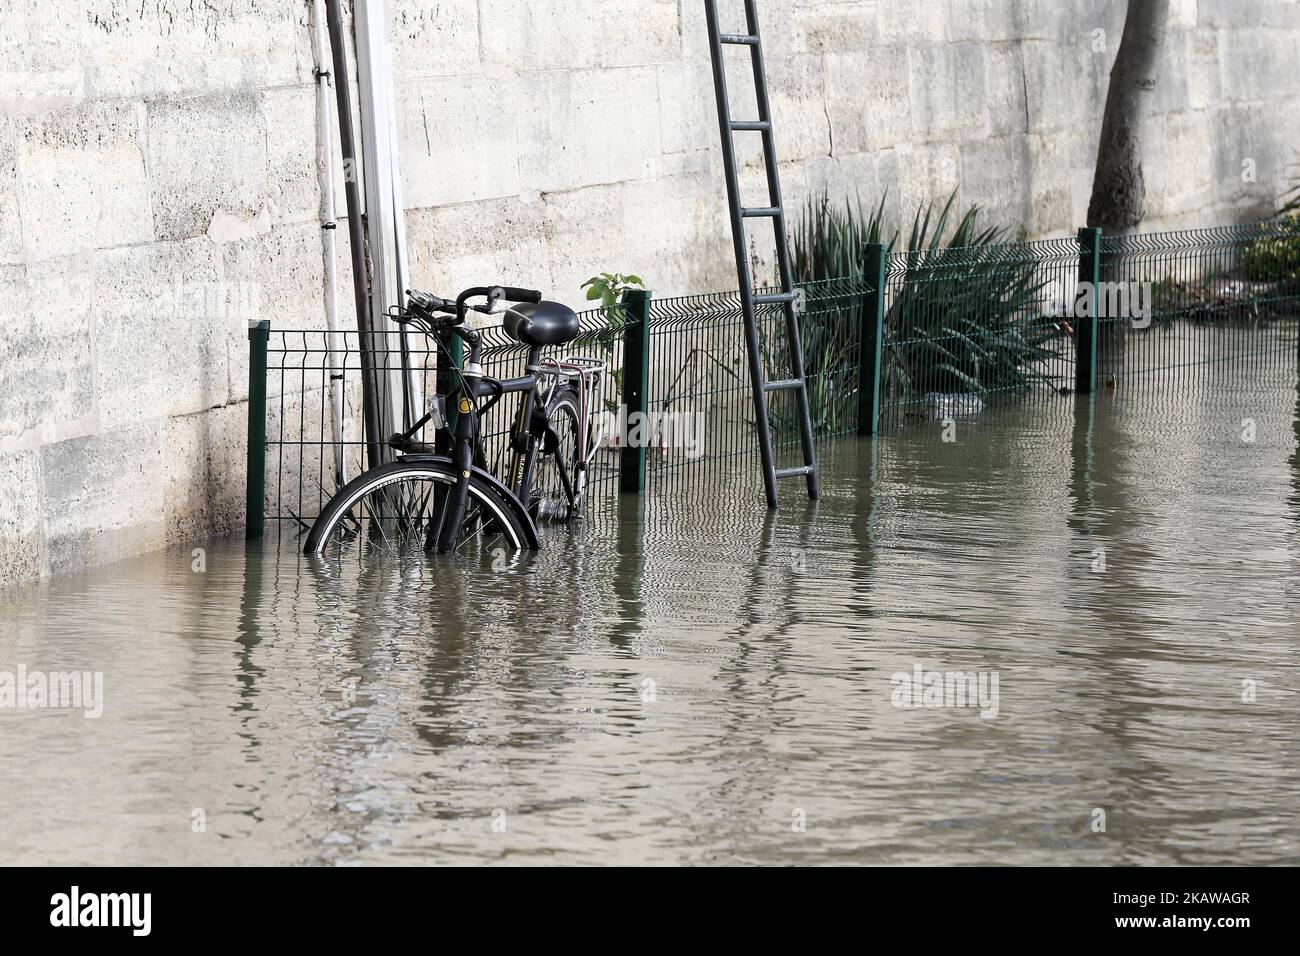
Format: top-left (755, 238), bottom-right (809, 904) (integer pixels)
top-left (1076, 227), bottom-right (1102, 395)
top-left (619, 289), bottom-right (652, 495)
top-left (246, 320), bottom-right (270, 540)
top-left (858, 243), bottom-right (888, 435)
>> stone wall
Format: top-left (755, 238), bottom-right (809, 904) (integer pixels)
top-left (2, 0), bottom-right (1299, 588)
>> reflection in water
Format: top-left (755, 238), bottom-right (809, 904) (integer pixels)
top-left (2, 372), bottom-right (1299, 865)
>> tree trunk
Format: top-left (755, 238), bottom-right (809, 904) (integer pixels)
top-left (1087, 0), bottom-right (1171, 233)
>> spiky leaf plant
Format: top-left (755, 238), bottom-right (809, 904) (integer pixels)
top-left (780, 193), bottom-right (896, 435)
top-left (884, 191), bottom-right (1061, 398)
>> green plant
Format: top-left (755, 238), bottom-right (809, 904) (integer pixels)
top-left (792, 191), bottom-right (895, 283)
top-left (1242, 213), bottom-right (1300, 285)
top-left (582, 272), bottom-right (644, 315)
top-left (581, 272), bottom-right (645, 412)
top-left (782, 192), bottom-right (898, 435)
top-left (885, 190), bottom-right (1061, 396)
top-left (788, 187), bottom-right (1061, 424)
top-left (1278, 149), bottom-right (1300, 216)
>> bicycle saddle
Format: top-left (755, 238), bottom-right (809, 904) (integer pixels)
top-left (504, 300), bottom-right (580, 347)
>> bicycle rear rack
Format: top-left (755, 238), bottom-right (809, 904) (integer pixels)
top-left (539, 355), bottom-right (608, 504)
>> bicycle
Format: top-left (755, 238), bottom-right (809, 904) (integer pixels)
top-left (303, 284), bottom-right (606, 562)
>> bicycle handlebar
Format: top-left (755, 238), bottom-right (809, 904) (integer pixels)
top-left (497, 287), bottom-right (542, 305)
top-left (404, 285), bottom-right (544, 328)
top-left (405, 289), bottom-right (451, 314)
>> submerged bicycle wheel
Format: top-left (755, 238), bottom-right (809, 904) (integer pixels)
top-left (303, 459), bottom-right (537, 561)
top-left (522, 386), bottom-right (582, 522)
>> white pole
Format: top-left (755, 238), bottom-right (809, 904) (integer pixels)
top-left (354, 0), bottom-right (405, 439)
top-left (385, 42), bottom-right (420, 430)
top-left (311, 0), bottom-right (346, 488)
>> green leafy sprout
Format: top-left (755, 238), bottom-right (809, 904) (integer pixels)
top-left (582, 272), bottom-right (646, 412)
top-left (582, 272), bottom-right (645, 315)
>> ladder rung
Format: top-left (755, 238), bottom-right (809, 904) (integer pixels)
top-left (763, 378), bottom-right (803, 392)
top-left (754, 291), bottom-right (797, 305)
top-left (729, 120), bottom-right (771, 131)
top-left (720, 34), bottom-right (759, 45)
top-left (741, 206), bottom-right (782, 218)
top-left (775, 466), bottom-right (815, 479)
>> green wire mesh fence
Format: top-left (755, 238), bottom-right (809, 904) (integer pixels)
top-left (251, 221), bottom-right (1300, 533)
top-left (1098, 221), bottom-right (1300, 392)
top-left (645, 277), bottom-right (870, 483)
top-left (255, 278), bottom-right (870, 533)
top-left (877, 237), bottom-right (1080, 429)
top-left (259, 307), bottom-right (625, 535)
top-left (262, 327), bottom-right (427, 532)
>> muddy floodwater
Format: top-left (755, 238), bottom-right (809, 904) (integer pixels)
top-left (3, 371), bottom-right (1299, 865)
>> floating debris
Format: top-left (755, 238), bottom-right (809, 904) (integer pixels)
top-left (925, 392), bottom-right (985, 420)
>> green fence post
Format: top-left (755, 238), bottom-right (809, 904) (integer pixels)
top-left (1076, 227), bottom-right (1102, 395)
top-left (246, 320), bottom-right (270, 540)
top-left (858, 243), bottom-right (888, 435)
top-left (619, 289), bottom-right (652, 495)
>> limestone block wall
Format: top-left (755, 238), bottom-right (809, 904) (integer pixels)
top-left (2, 0), bottom-right (1298, 588)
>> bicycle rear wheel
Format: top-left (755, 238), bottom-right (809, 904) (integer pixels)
top-left (521, 386), bottom-right (582, 522)
top-left (304, 459), bottom-right (536, 561)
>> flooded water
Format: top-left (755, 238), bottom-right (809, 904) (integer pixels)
top-left (3, 374), bottom-right (1299, 865)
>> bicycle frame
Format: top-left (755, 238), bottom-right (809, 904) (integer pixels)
top-left (391, 322), bottom-right (580, 551)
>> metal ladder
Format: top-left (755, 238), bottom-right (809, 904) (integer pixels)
top-left (704, 0), bottom-right (818, 509)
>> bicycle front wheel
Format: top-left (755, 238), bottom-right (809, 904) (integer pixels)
top-left (303, 459), bottom-right (537, 560)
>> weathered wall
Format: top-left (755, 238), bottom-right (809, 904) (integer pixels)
top-left (2, 0), bottom-right (1299, 588)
